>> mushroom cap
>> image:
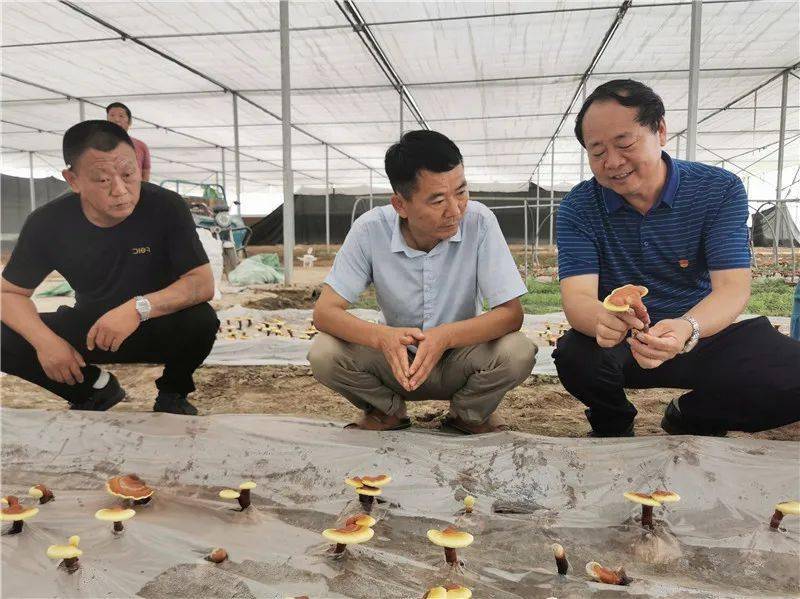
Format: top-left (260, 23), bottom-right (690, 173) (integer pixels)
top-left (624, 492), bottom-right (661, 507)
top-left (1, 503), bottom-right (38, 521)
top-left (551, 543), bottom-right (565, 558)
top-left (444, 585), bottom-right (472, 599)
top-left (427, 526), bottom-right (474, 548)
top-left (355, 485), bottom-right (382, 497)
top-left (321, 523), bottom-right (374, 545)
top-left (239, 481), bottom-right (257, 490)
top-left (46, 539), bottom-right (83, 560)
top-left (775, 500), bottom-right (800, 516)
top-left (423, 588), bottom-right (448, 599)
top-left (2, 495), bottom-right (19, 506)
top-left (463, 496), bottom-right (475, 509)
top-left (207, 547), bottom-right (228, 563)
top-left (345, 474), bottom-right (391, 488)
top-left (602, 285), bottom-right (649, 312)
top-left (28, 485), bottom-right (47, 499)
top-left (586, 561), bottom-right (602, 579)
top-left (106, 474), bottom-right (154, 500)
top-left (219, 489), bottom-right (241, 500)
top-left (95, 507), bottom-right (136, 522)
top-left (650, 490), bottom-right (681, 503)
top-left (345, 513), bottom-right (377, 527)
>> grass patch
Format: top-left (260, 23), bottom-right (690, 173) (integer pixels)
top-left (747, 279), bottom-right (795, 317)
top-left (353, 277), bottom-right (796, 318)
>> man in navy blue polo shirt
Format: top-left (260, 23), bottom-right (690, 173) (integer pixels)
top-left (554, 79), bottom-right (800, 437)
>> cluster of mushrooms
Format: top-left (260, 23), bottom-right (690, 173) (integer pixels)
top-left (218, 317), bottom-right (318, 341)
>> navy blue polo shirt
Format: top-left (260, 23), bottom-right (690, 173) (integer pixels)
top-left (557, 152), bottom-right (751, 323)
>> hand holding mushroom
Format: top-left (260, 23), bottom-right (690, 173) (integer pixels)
top-left (603, 284), bottom-right (650, 331)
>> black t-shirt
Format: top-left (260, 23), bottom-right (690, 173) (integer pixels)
top-left (3, 182), bottom-right (209, 314)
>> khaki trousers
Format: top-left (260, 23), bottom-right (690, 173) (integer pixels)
top-left (308, 331), bottom-right (537, 424)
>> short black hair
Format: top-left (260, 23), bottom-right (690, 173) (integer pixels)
top-left (385, 130), bottom-right (463, 199)
top-left (574, 79), bottom-right (665, 148)
top-left (62, 120), bottom-right (135, 168)
top-left (106, 101), bottom-right (132, 121)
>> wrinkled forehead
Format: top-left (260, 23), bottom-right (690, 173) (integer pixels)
top-left (76, 145), bottom-right (137, 173)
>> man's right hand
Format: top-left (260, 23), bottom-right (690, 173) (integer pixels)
top-left (595, 307), bottom-right (646, 348)
top-left (374, 325), bottom-right (425, 391)
top-left (36, 336), bottom-right (86, 385)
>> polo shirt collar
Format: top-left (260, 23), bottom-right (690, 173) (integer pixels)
top-left (390, 211), bottom-right (462, 257)
top-left (602, 151), bottom-right (679, 214)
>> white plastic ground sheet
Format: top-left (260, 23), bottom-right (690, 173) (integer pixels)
top-left (1, 408), bottom-right (798, 598)
top-left (207, 307), bottom-right (560, 375)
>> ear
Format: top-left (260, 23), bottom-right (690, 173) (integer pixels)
top-left (390, 193), bottom-right (409, 219)
top-left (62, 168), bottom-right (81, 194)
top-left (657, 118), bottom-right (667, 147)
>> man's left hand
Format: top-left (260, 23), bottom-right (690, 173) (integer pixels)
top-left (87, 300), bottom-right (141, 352)
top-left (627, 318), bottom-right (693, 369)
top-left (408, 326), bottom-right (452, 391)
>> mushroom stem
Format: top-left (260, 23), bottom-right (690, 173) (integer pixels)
top-left (552, 543), bottom-right (569, 575)
top-left (9, 520), bottom-right (23, 535)
top-left (134, 496), bottom-right (151, 506)
top-left (113, 521), bottom-right (124, 533)
top-left (770, 510), bottom-right (784, 530)
top-left (444, 547), bottom-right (458, 565)
top-left (641, 505), bottom-right (654, 528)
top-left (333, 543), bottom-right (347, 555)
top-left (238, 489), bottom-right (251, 510)
top-left (358, 494), bottom-right (374, 512)
top-left (62, 557), bottom-right (80, 573)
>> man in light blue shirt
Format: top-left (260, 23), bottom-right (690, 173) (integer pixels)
top-left (309, 130), bottom-right (536, 433)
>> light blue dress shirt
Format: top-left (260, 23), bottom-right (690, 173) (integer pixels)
top-left (325, 201), bottom-right (527, 330)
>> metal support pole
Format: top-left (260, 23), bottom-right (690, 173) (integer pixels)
top-left (324, 143), bottom-right (330, 252)
top-left (752, 89), bottom-right (758, 151)
top-left (79, 99), bottom-right (86, 122)
top-left (232, 94), bottom-right (242, 215)
top-left (549, 143), bottom-right (555, 247)
top-left (523, 197), bottom-right (529, 280)
top-left (215, 171), bottom-right (219, 185)
top-left (774, 72), bottom-right (789, 264)
top-left (535, 170), bottom-right (541, 266)
top-left (28, 152), bottom-right (36, 213)
top-left (369, 170), bottom-right (373, 209)
top-left (399, 89), bottom-right (404, 139)
top-left (221, 147), bottom-right (227, 195)
top-left (676, 135), bottom-right (681, 160)
top-left (685, 0), bottom-right (702, 161)
top-left (280, 0), bottom-right (294, 284)
top-left (579, 83), bottom-right (587, 181)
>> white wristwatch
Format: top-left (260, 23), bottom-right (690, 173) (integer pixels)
top-left (135, 296), bottom-right (151, 322)
top-left (679, 315), bottom-right (700, 353)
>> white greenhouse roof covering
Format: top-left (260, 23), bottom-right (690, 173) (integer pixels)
top-left (1, 0), bottom-right (799, 207)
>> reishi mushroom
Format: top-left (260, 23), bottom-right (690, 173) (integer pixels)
top-left (624, 491), bottom-right (663, 528)
top-left (345, 513), bottom-right (377, 527)
top-left (585, 561), bottom-right (631, 586)
top-left (603, 284), bottom-right (650, 330)
top-left (552, 542), bottom-right (569, 575)
top-left (423, 585), bottom-right (472, 599)
top-left (1, 496), bottom-right (38, 534)
top-left (28, 484), bottom-right (55, 504)
top-left (769, 500), bottom-right (800, 529)
top-left (321, 523), bottom-right (374, 556)
top-left (463, 495), bottom-right (475, 514)
top-left (95, 506), bottom-right (136, 533)
top-left (427, 526), bottom-right (474, 566)
top-left (345, 474), bottom-right (391, 512)
top-left (218, 481), bottom-right (257, 510)
top-left (106, 474), bottom-right (154, 505)
top-left (46, 535), bottom-right (82, 573)
top-left (205, 547), bottom-right (228, 563)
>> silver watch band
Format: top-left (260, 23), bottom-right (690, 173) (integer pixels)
top-left (679, 315), bottom-right (700, 353)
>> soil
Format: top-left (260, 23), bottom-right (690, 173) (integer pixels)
top-left (2, 365), bottom-right (798, 441)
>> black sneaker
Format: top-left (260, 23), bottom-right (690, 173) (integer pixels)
top-left (69, 373), bottom-right (126, 411)
top-left (660, 400), bottom-right (727, 437)
top-left (153, 392), bottom-right (198, 416)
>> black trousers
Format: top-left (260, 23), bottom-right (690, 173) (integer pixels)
top-left (553, 316), bottom-right (800, 434)
top-left (1, 303), bottom-right (219, 404)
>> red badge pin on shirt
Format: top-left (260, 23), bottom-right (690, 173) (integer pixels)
top-left (679, 259), bottom-right (689, 268)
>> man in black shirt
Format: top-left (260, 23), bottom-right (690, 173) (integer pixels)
top-left (1, 120), bottom-right (219, 415)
